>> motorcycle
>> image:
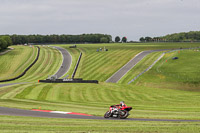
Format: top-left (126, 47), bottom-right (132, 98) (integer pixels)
top-left (104, 105), bottom-right (132, 119)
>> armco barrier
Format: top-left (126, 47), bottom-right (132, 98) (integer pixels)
top-left (0, 46), bottom-right (40, 82)
top-left (39, 79), bottom-right (98, 84)
top-left (72, 52), bottom-right (82, 79)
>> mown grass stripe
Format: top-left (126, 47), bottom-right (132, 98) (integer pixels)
top-left (45, 84), bottom-right (58, 101)
top-left (15, 85), bottom-right (38, 99)
top-left (37, 85), bottom-right (52, 101)
top-left (25, 84), bottom-right (48, 100)
top-left (0, 46), bottom-right (36, 80)
top-left (18, 46), bottom-right (54, 82)
top-left (15, 46), bottom-right (46, 82)
top-left (3, 46), bottom-right (36, 79)
top-left (0, 84), bottom-right (30, 99)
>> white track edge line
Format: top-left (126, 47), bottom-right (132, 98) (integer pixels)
top-left (106, 51), bottom-right (144, 82)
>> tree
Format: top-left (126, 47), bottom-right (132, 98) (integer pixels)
top-left (145, 37), bottom-right (152, 42)
top-left (115, 36), bottom-right (120, 42)
top-left (7, 34), bottom-right (112, 44)
top-left (2, 36), bottom-right (12, 46)
top-left (100, 37), bottom-right (109, 43)
top-left (122, 37), bottom-right (127, 43)
top-left (0, 38), bottom-right (8, 50)
top-left (139, 37), bottom-right (145, 42)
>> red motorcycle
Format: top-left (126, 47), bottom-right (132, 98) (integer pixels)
top-left (104, 105), bottom-right (132, 119)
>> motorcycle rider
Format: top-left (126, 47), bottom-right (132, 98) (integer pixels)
top-left (104, 101), bottom-right (132, 119)
top-left (119, 101), bottom-right (127, 108)
top-left (110, 101), bottom-right (127, 114)
top-left (113, 101), bottom-right (127, 108)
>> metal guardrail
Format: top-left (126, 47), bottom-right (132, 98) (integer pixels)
top-left (39, 79), bottom-right (98, 84)
top-left (72, 52), bottom-right (82, 79)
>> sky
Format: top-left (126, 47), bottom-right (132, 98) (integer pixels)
top-left (0, 0), bottom-right (200, 41)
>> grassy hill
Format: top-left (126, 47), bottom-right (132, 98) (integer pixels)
top-left (59, 42), bottom-right (200, 82)
top-left (0, 43), bottom-right (200, 132)
top-left (132, 48), bottom-right (200, 91)
top-left (0, 45), bottom-right (37, 81)
top-left (0, 45), bottom-right (63, 83)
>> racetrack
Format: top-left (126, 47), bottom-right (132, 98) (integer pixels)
top-left (52, 46), bottom-right (72, 78)
top-left (106, 49), bottom-right (170, 83)
top-left (1, 46), bottom-right (199, 122)
top-left (0, 107), bottom-right (199, 122)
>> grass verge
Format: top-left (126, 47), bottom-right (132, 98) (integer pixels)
top-left (0, 115), bottom-right (199, 133)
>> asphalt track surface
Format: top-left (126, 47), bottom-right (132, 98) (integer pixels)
top-left (0, 107), bottom-right (200, 122)
top-left (52, 46), bottom-right (72, 78)
top-left (0, 82), bottom-right (30, 88)
top-left (106, 49), bottom-right (173, 83)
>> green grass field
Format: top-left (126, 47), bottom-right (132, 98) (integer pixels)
top-left (59, 43), bottom-right (200, 82)
top-left (1, 82), bottom-right (200, 120)
top-left (0, 43), bottom-right (200, 132)
top-left (118, 51), bottom-right (164, 84)
top-left (0, 45), bottom-right (63, 83)
top-left (57, 44), bottom-right (142, 81)
top-left (0, 45), bottom-right (37, 80)
top-left (133, 48), bottom-right (200, 91)
top-left (0, 115), bottom-right (199, 133)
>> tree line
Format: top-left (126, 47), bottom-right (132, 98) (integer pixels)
top-left (0, 36), bottom-right (12, 50)
top-left (3, 34), bottom-right (112, 45)
top-left (140, 31), bottom-right (200, 42)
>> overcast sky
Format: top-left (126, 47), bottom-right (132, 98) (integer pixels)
top-left (0, 0), bottom-right (200, 41)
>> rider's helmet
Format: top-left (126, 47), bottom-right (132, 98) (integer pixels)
top-left (120, 101), bottom-right (125, 106)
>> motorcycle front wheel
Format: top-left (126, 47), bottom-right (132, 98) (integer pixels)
top-left (120, 110), bottom-right (129, 119)
top-left (104, 111), bottom-right (111, 118)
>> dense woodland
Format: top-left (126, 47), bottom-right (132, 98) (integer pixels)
top-left (8, 34), bottom-right (112, 45)
top-left (140, 31), bottom-right (200, 42)
top-left (0, 34), bottom-right (112, 50)
top-left (1, 31), bottom-right (200, 51)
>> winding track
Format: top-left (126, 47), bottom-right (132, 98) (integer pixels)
top-left (52, 46), bottom-right (72, 78)
top-left (0, 47), bottom-right (200, 122)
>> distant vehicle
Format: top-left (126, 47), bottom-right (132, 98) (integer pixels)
top-left (69, 45), bottom-right (76, 48)
top-left (172, 57), bottom-right (179, 60)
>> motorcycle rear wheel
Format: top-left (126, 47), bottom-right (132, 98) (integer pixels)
top-left (104, 111), bottom-right (111, 118)
top-left (120, 110), bottom-right (129, 119)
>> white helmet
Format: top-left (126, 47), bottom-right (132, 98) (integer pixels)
top-left (120, 101), bottom-right (124, 104)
